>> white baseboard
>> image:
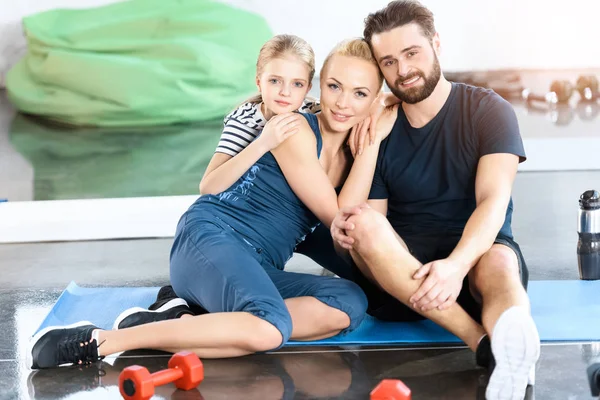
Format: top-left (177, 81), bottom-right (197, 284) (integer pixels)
top-left (0, 195), bottom-right (197, 243)
top-left (520, 137), bottom-right (600, 172)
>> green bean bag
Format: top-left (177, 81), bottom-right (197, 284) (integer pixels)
top-left (6, 0), bottom-right (272, 127)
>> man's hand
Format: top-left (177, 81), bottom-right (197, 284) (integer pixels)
top-left (330, 204), bottom-right (369, 249)
top-left (409, 258), bottom-right (468, 312)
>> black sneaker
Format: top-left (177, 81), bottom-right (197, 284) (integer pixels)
top-left (28, 321), bottom-right (102, 369)
top-left (113, 286), bottom-right (194, 330)
top-left (150, 285), bottom-right (181, 310)
top-left (154, 285), bottom-right (209, 316)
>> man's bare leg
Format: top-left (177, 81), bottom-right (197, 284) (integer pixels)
top-left (346, 207), bottom-right (486, 351)
top-left (471, 244), bottom-right (540, 399)
top-left (469, 245), bottom-right (530, 334)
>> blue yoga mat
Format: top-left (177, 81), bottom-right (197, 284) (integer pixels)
top-left (36, 280), bottom-right (600, 345)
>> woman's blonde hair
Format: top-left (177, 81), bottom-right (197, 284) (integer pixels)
top-left (243, 34), bottom-right (316, 105)
top-left (320, 38), bottom-right (384, 91)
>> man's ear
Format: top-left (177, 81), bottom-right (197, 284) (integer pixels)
top-left (432, 32), bottom-right (442, 56)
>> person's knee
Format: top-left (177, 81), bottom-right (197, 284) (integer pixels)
top-left (471, 245), bottom-right (520, 290)
top-left (341, 280), bottom-right (368, 329)
top-left (244, 303), bottom-right (293, 352)
top-left (318, 305), bottom-right (352, 332)
top-left (346, 207), bottom-right (388, 249)
top-left (245, 317), bottom-right (289, 352)
top-left (315, 279), bottom-right (368, 332)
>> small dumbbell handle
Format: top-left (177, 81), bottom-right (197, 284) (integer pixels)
top-left (150, 367), bottom-right (184, 387)
top-left (522, 89), bottom-right (558, 104)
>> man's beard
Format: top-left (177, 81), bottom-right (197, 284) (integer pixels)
top-left (388, 55), bottom-right (441, 104)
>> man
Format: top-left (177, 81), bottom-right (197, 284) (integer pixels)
top-left (329, 1), bottom-right (540, 399)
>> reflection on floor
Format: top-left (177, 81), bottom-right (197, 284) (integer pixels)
top-left (7, 113), bottom-right (223, 201)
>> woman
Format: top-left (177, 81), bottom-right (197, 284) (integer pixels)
top-left (28, 38), bottom-right (397, 369)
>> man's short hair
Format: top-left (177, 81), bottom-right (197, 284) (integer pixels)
top-left (364, 0), bottom-right (436, 44)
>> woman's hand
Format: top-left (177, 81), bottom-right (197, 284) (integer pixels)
top-left (374, 104), bottom-right (399, 142)
top-left (348, 116), bottom-right (371, 157)
top-left (257, 113), bottom-right (302, 152)
top-left (347, 93), bottom-right (400, 157)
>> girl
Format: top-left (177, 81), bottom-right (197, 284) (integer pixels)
top-left (28, 38), bottom-right (398, 369)
top-left (199, 34), bottom-right (320, 196)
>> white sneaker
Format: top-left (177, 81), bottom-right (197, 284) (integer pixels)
top-left (486, 306), bottom-right (540, 400)
top-left (528, 364), bottom-right (536, 386)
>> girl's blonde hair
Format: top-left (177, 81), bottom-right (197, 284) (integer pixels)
top-left (243, 34), bottom-right (316, 105)
top-left (320, 38), bottom-right (384, 91)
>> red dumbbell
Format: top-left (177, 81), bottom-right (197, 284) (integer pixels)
top-left (119, 351), bottom-right (204, 400)
top-left (370, 379), bottom-right (411, 400)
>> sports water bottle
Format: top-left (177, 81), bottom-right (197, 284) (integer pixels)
top-left (578, 190), bottom-right (600, 280)
top-left (587, 358), bottom-right (600, 397)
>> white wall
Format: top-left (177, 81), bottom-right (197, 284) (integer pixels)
top-left (1, 0), bottom-right (600, 88)
top-left (246, 0), bottom-right (600, 72)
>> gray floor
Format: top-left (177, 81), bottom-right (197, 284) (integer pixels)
top-left (1, 72), bottom-right (600, 400)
